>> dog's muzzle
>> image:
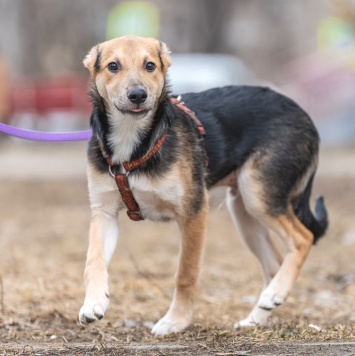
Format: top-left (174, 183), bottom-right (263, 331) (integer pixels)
top-left (127, 87), bottom-right (147, 105)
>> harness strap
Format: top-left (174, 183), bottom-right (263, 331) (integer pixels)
top-left (170, 97), bottom-right (205, 137)
top-left (122, 131), bottom-right (168, 172)
top-left (113, 173), bottom-right (144, 221)
top-left (107, 97), bottom-right (206, 222)
top-left (171, 97), bottom-right (208, 167)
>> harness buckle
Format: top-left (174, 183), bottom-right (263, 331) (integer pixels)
top-left (109, 164), bottom-right (131, 178)
top-left (108, 165), bottom-right (115, 178)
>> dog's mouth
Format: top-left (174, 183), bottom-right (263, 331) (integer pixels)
top-left (130, 108), bottom-right (146, 114)
top-left (114, 104), bottom-right (150, 116)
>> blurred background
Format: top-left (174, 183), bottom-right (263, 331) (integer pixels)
top-left (0, 0), bottom-right (354, 144)
top-left (0, 1), bottom-right (355, 345)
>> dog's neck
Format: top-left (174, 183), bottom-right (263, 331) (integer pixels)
top-left (107, 108), bottom-right (154, 163)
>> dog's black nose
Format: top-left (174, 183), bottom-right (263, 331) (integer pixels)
top-left (128, 88), bottom-right (147, 104)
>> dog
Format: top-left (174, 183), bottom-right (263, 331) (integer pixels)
top-left (78, 35), bottom-right (328, 336)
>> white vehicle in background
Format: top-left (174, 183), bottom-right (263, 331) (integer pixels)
top-left (168, 53), bottom-right (262, 94)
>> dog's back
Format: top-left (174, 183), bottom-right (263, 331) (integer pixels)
top-left (183, 86), bottom-right (318, 186)
top-left (182, 85), bottom-right (327, 242)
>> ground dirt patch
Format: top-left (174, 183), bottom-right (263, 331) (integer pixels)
top-left (0, 142), bottom-right (354, 355)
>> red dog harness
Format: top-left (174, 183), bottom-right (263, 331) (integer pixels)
top-left (106, 97), bottom-right (205, 221)
top-left (106, 131), bottom-right (167, 221)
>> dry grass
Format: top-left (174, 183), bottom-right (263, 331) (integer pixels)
top-left (0, 156), bottom-right (355, 354)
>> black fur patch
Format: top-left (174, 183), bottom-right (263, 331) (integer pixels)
top-left (158, 42), bottom-right (165, 72)
top-left (87, 79), bottom-right (112, 158)
top-left (181, 86), bottom-right (318, 188)
top-left (94, 46), bottom-right (101, 73)
top-left (292, 175), bottom-right (328, 244)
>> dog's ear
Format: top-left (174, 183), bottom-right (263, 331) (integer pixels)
top-left (83, 45), bottom-right (101, 76)
top-left (158, 41), bottom-right (171, 73)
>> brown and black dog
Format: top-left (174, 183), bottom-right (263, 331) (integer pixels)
top-left (79, 36), bottom-right (328, 335)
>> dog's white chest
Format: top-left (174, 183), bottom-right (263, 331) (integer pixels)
top-left (128, 173), bottom-right (184, 221)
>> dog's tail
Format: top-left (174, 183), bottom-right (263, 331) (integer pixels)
top-left (292, 174), bottom-right (328, 244)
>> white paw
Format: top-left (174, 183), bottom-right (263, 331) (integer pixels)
top-left (234, 308), bottom-right (271, 328)
top-left (151, 316), bottom-right (190, 336)
top-left (235, 318), bottom-right (258, 328)
top-left (258, 289), bottom-right (285, 310)
top-left (79, 295), bottom-right (110, 324)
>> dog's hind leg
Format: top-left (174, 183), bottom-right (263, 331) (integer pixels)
top-left (226, 187), bottom-right (282, 287)
top-left (226, 187), bottom-right (283, 327)
top-left (152, 189), bottom-right (208, 336)
top-left (255, 212), bottom-right (313, 311)
top-left (235, 158), bottom-right (314, 325)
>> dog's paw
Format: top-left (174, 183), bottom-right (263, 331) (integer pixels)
top-left (234, 317), bottom-right (262, 328)
top-left (234, 308), bottom-right (271, 328)
top-left (258, 289), bottom-right (285, 310)
top-left (78, 295), bottom-right (109, 325)
top-left (151, 316), bottom-right (190, 336)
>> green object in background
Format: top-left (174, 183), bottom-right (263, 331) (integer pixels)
top-left (317, 15), bottom-right (355, 70)
top-left (317, 16), bottom-right (355, 50)
top-left (107, 1), bottom-right (160, 39)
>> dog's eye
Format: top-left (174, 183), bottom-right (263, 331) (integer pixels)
top-left (145, 62), bottom-right (156, 72)
top-left (108, 62), bottom-right (119, 73)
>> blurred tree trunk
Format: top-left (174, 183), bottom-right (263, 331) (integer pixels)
top-left (202, 0), bottom-right (235, 53)
top-left (17, 0), bottom-right (108, 76)
top-left (0, 0), bottom-right (22, 76)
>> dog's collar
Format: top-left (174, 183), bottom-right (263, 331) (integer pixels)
top-left (106, 130), bottom-right (168, 173)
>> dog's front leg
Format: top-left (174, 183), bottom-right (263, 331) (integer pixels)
top-left (79, 182), bottom-right (119, 324)
top-left (152, 191), bottom-right (208, 336)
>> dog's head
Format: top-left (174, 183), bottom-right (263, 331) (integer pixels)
top-left (84, 36), bottom-right (171, 117)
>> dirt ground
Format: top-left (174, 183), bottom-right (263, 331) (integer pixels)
top-left (0, 140), bottom-right (354, 355)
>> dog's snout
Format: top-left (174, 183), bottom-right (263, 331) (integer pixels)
top-left (128, 88), bottom-right (147, 105)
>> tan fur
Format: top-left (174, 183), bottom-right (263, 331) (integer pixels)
top-left (152, 189), bottom-right (209, 334)
top-left (237, 155), bottom-right (268, 218)
top-left (255, 212), bottom-right (313, 310)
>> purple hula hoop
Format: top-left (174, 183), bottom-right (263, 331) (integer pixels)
top-left (0, 123), bottom-right (92, 142)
